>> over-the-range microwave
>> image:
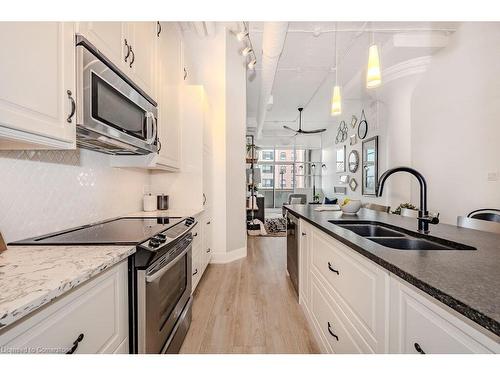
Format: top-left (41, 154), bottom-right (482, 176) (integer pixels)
top-left (75, 34), bottom-right (158, 155)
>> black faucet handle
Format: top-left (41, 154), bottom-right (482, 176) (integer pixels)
top-left (418, 212), bottom-right (440, 225)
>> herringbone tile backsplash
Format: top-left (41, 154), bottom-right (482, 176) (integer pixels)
top-left (0, 149), bottom-right (150, 242)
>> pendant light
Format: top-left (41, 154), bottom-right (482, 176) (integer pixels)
top-left (366, 28), bottom-right (382, 89)
top-left (331, 23), bottom-right (342, 116)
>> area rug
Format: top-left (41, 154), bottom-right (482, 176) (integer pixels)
top-left (263, 217), bottom-right (287, 237)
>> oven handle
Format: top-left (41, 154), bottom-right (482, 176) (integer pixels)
top-left (145, 240), bottom-right (192, 283)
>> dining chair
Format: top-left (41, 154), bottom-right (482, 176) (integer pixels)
top-left (467, 209), bottom-right (500, 223)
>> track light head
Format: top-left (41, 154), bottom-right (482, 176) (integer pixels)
top-left (248, 59), bottom-right (257, 70)
top-left (236, 31), bottom-right (249, 42)
top-left (241, 47), bottom-right (253, 57)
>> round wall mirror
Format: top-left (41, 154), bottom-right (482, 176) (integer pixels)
top-left (348, 150), bottom-right (359, 173)
top-left (358, 120), bottom-right (368, 139)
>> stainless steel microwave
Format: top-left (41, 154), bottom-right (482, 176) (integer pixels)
top-left (75, 34), bottom-right (158, 155)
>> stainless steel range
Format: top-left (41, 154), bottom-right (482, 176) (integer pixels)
top-left (11, 216), bottom-right (197, 354)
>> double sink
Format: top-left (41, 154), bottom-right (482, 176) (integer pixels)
top-left (329, 221), bottom-right (476, 251)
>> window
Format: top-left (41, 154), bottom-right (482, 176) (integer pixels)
top-left (262, 151), bottom-right (274, 160)
top-left (261, 165), bottom-right (272, 173)
top-left (279, 151), bottom-right (286, 161)
top-left (262, 179), bottom-right (273, 188)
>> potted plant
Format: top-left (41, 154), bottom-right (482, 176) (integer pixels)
top-left (392, 202), bottom-right (418, 215)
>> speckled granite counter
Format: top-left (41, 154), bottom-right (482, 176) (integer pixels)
top-left (284, 205), bottom-right (500, 339)
top-left (0, 244), bottom-right (135, 331)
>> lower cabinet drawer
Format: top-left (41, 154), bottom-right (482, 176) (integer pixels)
top-left (0, 261), bottom-right (128, 354)
top-left (192, 251), bottom-right (202, 291)
top-left (310, 276), bottom-right (366, 354)
top-left (390, 277), bottom-right (498, 354)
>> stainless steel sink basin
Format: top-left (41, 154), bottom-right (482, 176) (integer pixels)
top-left (369, 237), bottom-right (457, 250)
top-left (334, 224), bottom-right (405, 238)
top-left (329, 220), bottom-right (476, 251)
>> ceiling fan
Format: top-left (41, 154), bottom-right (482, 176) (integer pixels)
top-left (283, 107), bottom-right (326, 134)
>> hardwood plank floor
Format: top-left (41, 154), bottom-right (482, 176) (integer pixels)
top-left (180, 236), bottom-right (319, 354)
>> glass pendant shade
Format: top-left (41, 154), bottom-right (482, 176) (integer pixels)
top-left (366, 44), bottom-right (382, 88)
top-left (331, 85), bottom-right (342, 116)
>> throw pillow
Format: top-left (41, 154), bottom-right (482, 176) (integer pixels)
top-left (324, 197), bottom-right (338, 205)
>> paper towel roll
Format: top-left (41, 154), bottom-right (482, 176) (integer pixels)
top-left (143, 194), bottom-right (157, 212)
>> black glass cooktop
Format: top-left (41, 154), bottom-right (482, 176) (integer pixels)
top-left (11, 217), bottom-right (183, 245)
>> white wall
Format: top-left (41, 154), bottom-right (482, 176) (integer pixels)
top-left (411, 23), bottom-right (500, 224)
top-left (0, 149), bottom-right (149, 242)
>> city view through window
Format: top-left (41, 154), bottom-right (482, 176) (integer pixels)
top-left (255, 148), bottom-right (319, 208)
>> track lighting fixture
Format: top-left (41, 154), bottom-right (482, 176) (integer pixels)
top-left (241, 47), bottom-right (253, 57)
top-left (236, 31), bottom-right (249, 42)
top-left (248, 59), bottom-right (257, 70)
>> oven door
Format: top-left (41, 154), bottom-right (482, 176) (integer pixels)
top-left (76, 36), bottom-right (158, 154)
top-left (137, 236), bottom-right (192, 354)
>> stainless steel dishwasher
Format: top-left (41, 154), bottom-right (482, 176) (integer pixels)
top-left (286, 211), bottom-right (299, 298)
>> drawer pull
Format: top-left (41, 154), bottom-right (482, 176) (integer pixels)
top-left (328, 262), bottom-right (339, 275)
top-left (206, 248), bottom-right (211, 253)
top-left (302, 232), bottom-right (306, 236)
top-left (193, 232), bottom-right (198, 237)
top-left (327, 322), bottom-right (339, 341)
top-left (66, 333), bottom-right (84, 354)
top-left (193, 268), bottom-right (198, 276)
top-left (414, 343), bottom-right (425, 354)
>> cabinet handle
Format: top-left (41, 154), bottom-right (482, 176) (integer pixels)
top-left (124, 39), bottom-right (130, 62)
top-left (414, 343), bottom-right (425, 354)
top-left (157, 21), bottom-right (162, 37)
top-left (206, 248), bottom-right (211, 253)
top-left (157, 139), bottom-right (162, 153)
top-left (66, 90), bottom-right (76, 123)
top-left (327, 322), bottom-right (339, 341)
top-left (301, 232), bottom-right (306, 236)
top-left (66, 333), bottom-right (84, 354)
top-left (183, 67), bottom-right (188, 80)
top-left (129, 46), bottom-right (135, 68)
top-left (193, 268), bottom-right (198, 276)
top-left (206, 221), bottom-right (211, 225)
top-left (193, 232), bottom-right (198, 237)
top-left (203, 193), bottom-right (207, 206)
top-left (328, 262), bottom-right (339, 275)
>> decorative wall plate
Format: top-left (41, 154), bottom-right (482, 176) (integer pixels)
top-left (339, 174), bottom-right (349, 184)
top-left (349, 178), bottom-right (358, 191)
top-left (350, 134), bottom-right (357, 146)
top-left (335, 120), bottom-right (348, 144)
top-left (350, 115), bottom-right (358, 128)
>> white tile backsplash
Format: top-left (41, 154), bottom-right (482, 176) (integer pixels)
top-left (0, 149), bottom-right (150, 242)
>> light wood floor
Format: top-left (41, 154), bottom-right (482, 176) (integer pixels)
top-left (180, 236), bottom-right (319, 354)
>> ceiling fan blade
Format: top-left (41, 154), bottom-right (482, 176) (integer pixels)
top-left (283, 125), bottom-right (298, 132)
top-left (299, 128), bottom-right (327, 134)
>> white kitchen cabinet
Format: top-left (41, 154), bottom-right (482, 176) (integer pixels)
top-left (155, 22), bottom-right (183, 170)
top-left (191, 211), bottom-right (212, 293)
top-left (298, 219), bottom-right (312, 309)
top-left (0, 22), bottom-right (76, 150)
top-left (0, 260), bottom-right (129, 354)
top-left (202, 213), bottom-right (213, 271)
top-left (127, 22), bottom-right (158, 99)
top-left (389, 276), bottom-right (500, 354)
top-left (77, 22), bottom-right (128, 71)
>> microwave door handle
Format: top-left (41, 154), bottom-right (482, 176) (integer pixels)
top-left (145, 243), bottom-right (191, 283)
top-left (145, 112), bottom-right (157, 145)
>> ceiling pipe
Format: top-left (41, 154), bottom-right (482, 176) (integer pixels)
top-left (256, 22), bottom-right (289, 139)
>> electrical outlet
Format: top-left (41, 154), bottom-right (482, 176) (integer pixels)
top-left (487, 172), bottom-right (498, 182)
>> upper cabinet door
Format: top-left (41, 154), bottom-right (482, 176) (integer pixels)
top-left (0, 22), bottom-right (76, 148)
top-left (77, 22), bottom-right (128, 71)
top-left (156, 22), bottom-right (182, 169)
top-left (127, 22), bottom-right (157, 99)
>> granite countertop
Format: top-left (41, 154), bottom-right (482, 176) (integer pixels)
top-left (284, 204), bottom-right (500, 339)
top-left (125, 208), bottom-right (205, 218)
top-left (0, 244), bottom-right (135, 331)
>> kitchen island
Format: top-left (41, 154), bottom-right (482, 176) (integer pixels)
top-left (284, 204), bottom-right (500, 353)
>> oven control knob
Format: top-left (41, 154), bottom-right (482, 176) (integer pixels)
top-left (149, 240), bottom-right (160, 248)
top-left (155, 235), bottom-right (166, 243)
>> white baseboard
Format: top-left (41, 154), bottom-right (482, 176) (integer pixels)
top-left (209, 246), bottom-right (247, 264)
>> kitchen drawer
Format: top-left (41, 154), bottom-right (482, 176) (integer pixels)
top-left (310, 275), bottom-right (365, 353)
top-left (310, 227), bottom-right (389, 351)
top-left (0, 261), bottom-right (128, 354)
top-left (192, 224), bottom-right (202, 249)
top-left (192, 251), bottom-right (202, 292)
top-left (390, 277), bottom-right (499, 354)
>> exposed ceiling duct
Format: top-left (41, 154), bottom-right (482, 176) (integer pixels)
top-left (256, 22), bottom-right (289, 139)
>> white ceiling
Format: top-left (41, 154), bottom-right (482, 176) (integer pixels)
top-left (246, 21), bottom-right (458, 140)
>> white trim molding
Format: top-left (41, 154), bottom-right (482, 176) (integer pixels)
top-left (382, 56), bottom-right (433, 85)
top-left (209, 246), bottom-right (247, 264)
